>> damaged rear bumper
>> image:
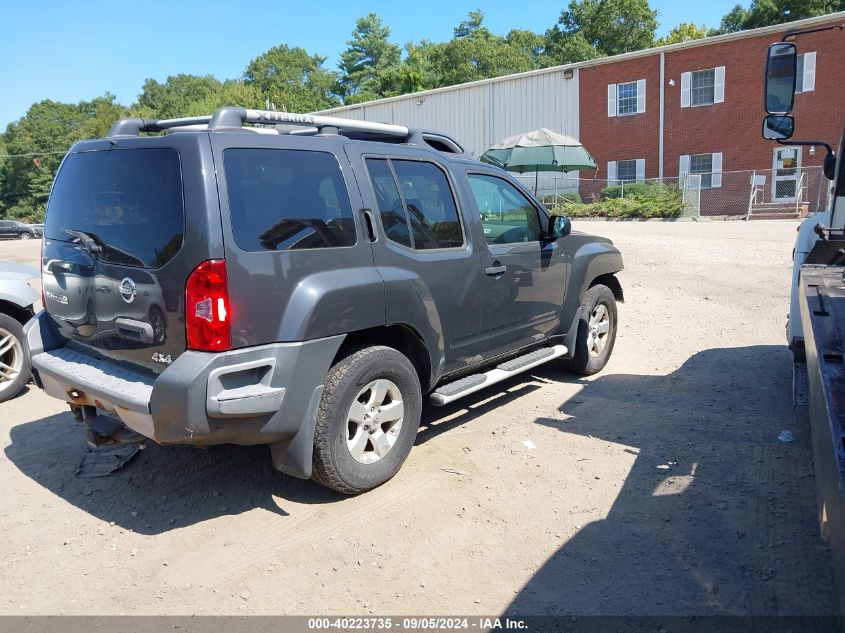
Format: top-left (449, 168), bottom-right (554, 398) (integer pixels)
top-left (23, 311), bottom-right (344, 478)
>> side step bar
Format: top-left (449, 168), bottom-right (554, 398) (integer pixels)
top-left (429, 345), bottom-right (568, 406)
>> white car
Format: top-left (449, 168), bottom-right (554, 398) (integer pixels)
top-left (0, 262), bottom-right (38, 402)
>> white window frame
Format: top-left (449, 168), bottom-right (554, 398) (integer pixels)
top-left (608, 158), bottom-right (646, 184)
top-left (681, 67), bottom-right (724, 108)
top-left (608, 79), bottom-right (646, 117)
top-left (681, 152), bottom-right (722, 189)
top-left (796, 52), bottom-right (816, 93)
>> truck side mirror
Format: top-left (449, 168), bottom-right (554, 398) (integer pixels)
top-left (550, 215), bottom-right (571, 239)
top-left (765, 42), bottom-right (797, 114)
top-left (762, 115), bottom-right (795, 140)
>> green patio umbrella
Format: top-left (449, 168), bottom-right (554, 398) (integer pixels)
top-left (480, 128), bottom-right (597, 194)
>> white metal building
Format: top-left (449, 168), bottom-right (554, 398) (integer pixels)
top-left (319, 68), bottom-right (581, 159)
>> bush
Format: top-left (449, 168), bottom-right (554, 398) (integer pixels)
top-left (4, 204), bottom-right (44, 224)
top-left (551, 182), bottom-right (683, 219)
top-left (601, 183), bottom-right (649, 200)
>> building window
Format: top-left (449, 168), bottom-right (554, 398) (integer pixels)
top-left (691, 69), bottom-right (715, 106)
top-left (796, 52), bottom-right (816, 93)
top-left (607, 79), bottom-right (645, 117)
top-left (616, 160), bottom-right (638, 182)
top-left (617, 82), bottom-right (638, 115)
top-left (681, 67), bottom-right (724, 108)
top-left (690, 153), bottom-right (714, 188)
top-left (607, 159), bottom-right (645, 184)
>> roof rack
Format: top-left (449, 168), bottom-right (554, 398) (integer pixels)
top-left (107, 106), bottom-right (465, 154)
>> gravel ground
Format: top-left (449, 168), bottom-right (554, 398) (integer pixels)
top-left (0, 221), bottom-right (836, 616)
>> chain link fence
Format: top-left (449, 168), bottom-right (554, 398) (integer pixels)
top-left (514, 166), bottom-right (831, 220)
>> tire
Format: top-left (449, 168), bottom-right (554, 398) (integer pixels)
top-left (149, 306), bottom-right (167, 345)
top-left (0, 313), bottom-right (31, 403)
top-left (312, 345), bottom-right (422, 495)
top-left (560, 284), bottom-right (618, 376)
top-left (19, 232), bottom-right (32, 240)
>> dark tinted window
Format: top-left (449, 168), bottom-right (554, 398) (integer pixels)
top-left (393, 160), bottom-right (463, 249)
top-left (46, 149), bottom-right (184, 268)
top-left (365, 158), bottom-right (463, 250)
top-left (365, 158), bottom-right (412, 247)
top-left (224, 149), bottom-right (356, 252)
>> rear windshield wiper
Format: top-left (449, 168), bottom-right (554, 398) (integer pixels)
top-left (64, 229), bottom-right (103, 255)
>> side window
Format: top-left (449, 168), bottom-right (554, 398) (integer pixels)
top-left (391, 160), bottom-right (463, 250)
top-left (224, 148), bottom-right (356, 252)
top-left (366, 158), bottom-right (464, 250)
top-left (365, 158), bottom-right (413, 247)
top-left (468, 174), bottom-right (542, 245)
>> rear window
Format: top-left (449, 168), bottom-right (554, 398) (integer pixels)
top-left (46, 149), bottom-right (184, 268)
top-left (223, 148), bottom-right (356, 252)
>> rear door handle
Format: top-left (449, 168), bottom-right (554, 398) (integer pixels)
top-left (361, 208), bottom-right (377, 242)
top-left (485, 264), bottom-right (507, 276)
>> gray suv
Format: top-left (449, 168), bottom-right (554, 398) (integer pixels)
top-left (25, 107), bottom-right (624, 494)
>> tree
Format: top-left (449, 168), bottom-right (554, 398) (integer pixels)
top-left (0, 94), bottom-right (127, 221)
top-left (656, 22), bottom-right (711, 45)
top-left (541, 30), bottom-right (601, 66)
top-left (545, 0), bottom-right (658, 64)
top-left (419, 11), bottom-right (544, 86)
top-left (398, 40), bottom-right (441, 93)
top-left (244, 45), bottom-right (340, 112)
top-left (338, 13), bottom-right (403, 103)
top-left (718, 4), bottom-right (750, 32)
top-left (135, 74), bottom-right (225, 119)
top-left (717, 0), bottom-right (845, 32)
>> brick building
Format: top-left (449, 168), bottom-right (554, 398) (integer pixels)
top-left (580, 13), bottom-right (845, 213)
top-left (322, 12), bottom-right (845, 216)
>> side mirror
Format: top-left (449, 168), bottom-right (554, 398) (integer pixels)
top-left (762, 114), bottom-right (795, 140)
top-left (824, 153), bottom-right (836, 181)
top-left (764, 42), bottom-right (797, 114)
top-left (550, 215), bottom-right (571, 239)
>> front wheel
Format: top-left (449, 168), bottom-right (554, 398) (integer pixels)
top-left (312, 345), bottom-right (422, 495)
top-left (19, 232), bottom-right (32, 240)
top-left (560, 284), bottom-right (618, 376)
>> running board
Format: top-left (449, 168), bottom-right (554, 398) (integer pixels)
top-left (429, 345), bottom-right (567, 406)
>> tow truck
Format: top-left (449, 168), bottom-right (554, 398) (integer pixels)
top-left (763, 24), bottom-right (845, 612)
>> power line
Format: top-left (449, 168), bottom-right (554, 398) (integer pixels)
top-left (0, 151), bottom-right (67, 158)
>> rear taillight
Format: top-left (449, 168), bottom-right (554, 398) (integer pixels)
top-left (185, 259), bottom-right (231, 352)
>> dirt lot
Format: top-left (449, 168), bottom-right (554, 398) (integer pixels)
top-left (0, 221), bottom-right (836, 616)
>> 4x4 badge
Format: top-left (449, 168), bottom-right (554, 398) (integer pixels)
top-left (152, 353), bottom-right (172, 365)
top-left (119, 277), bottom-right (136, 303)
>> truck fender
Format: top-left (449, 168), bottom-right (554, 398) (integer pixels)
top-left (0, 262), bottom-right (39, 310)
top-left (277, 267), bottom-right (386, 341)
top-left (558, 242), bottom-right (624, 352)
top-left (573, 242), bottom-right (624, 302)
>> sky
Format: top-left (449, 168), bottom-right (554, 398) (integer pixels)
top-left (0, 0), bottom-right (743, 129)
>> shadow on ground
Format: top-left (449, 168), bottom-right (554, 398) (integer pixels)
top-left (504, 345), bottom-right (836, 618)
top-left (3, 370), bottom-right (542, 535)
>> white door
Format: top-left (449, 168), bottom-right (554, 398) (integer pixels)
top-left (772, 147), bottom-right (802, 202)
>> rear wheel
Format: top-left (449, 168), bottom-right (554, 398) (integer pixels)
top-left (149, 307), bottom-right (166, 345)
top-left (312, 345), bottom-right (422, 495)
top-left (0, 313), bottom-right (30, 403)
top-left (560, 284), bottom-right (618, 376)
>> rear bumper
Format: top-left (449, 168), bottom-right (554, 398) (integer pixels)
top-left (24, 311), bottom-right (345, 477)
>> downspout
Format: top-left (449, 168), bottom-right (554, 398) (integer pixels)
top-left (659, 51), bottom-right (665, 181)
